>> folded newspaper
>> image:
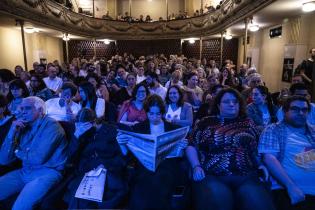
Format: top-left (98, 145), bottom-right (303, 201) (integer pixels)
top-left (75, 164), bottom-right (107, 202)
top-left (118, 126), bottom-right (189, 172)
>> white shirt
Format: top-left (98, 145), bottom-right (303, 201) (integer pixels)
top-left (149, 84), bottom-right (167, 100)
top-left (136, 75), bottom-right (146, 84)
top-left (272, 129), bottom-right (315, 195)
top-left (165, 105), bottom-right (182, 121)
top-left (45, 98), bottom-right (81, 121)
top-left (80, 98), bottom-right (105, 118)
top-left (165, 80), bottom-right (183, 89)
top-left (43, 77), bottom-right (63, 92)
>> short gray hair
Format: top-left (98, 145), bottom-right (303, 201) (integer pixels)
top-left (23, 96), bottom-right (46, 115)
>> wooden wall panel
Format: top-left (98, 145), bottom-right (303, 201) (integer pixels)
top-left (64, 38), bottom-right (238, 67)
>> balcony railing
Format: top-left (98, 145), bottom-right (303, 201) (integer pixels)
top-left (0, 0), bottom-right (275, 40)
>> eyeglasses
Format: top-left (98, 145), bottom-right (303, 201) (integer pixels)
top-left (221, 99), bottom-right (239, 105)
top-left (289, 106), bottom-right (309, 114)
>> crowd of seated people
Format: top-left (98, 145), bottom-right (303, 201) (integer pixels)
top-left (0, 52), bottom-right (314, 210)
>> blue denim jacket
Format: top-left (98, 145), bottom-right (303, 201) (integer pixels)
top-left (0, 116), bottom-right (67, 171)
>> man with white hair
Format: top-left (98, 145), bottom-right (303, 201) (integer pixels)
top-left (0, 96), bottom-right (67, 210)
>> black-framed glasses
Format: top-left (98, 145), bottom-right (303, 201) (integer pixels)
top-left (289, 106), bottom-right (309, 114)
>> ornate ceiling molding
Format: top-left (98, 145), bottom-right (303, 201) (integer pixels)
top-left (0, 0), bottom-right (275, 40)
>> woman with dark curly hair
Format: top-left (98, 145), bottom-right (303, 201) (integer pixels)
top-left (117, 83), bottom-right (149, 126)
top-left (165, 85), bottom-right (193, 127)
top-left (186, 88), bottom-right (276, 210)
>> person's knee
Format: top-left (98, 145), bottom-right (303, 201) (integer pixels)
top-left (192, 177), bottom-right (234, 210)
top-left (236, 181), bottom-right (275, 210)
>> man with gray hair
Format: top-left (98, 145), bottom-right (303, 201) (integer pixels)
top-left (0, 96), bottom-right (67, 210)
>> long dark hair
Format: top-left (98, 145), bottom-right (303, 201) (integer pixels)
top-left (132, 83), bottom-right (150, 101)
top-left (30, 74), bottom-right (47, 92)
top-left (7, 79), bottom-right (30, 102)
top-left (254, 85), bottom-right (276, 121)
top-left (210, 88), bottom-right (247, 118)
top-left (165, 85), bottom-right (184, 107)
top-left (79, 81), bottom-right (97, 111)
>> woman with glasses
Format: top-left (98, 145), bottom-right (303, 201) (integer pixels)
top-left (29, 74), bottom-right (54, 101)
top-left (186, 88), bottom-right (276, 210)
top-left (247, 85), bottom-right (278, 128)
top-left (117, 95), bottom-right (188, 210)
top-left (117, 83), bottom-right (149, 126)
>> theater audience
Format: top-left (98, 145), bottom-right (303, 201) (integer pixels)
top-left (117, 84), bottom-right (148, 126)
top-left (186, 88), bottom-right (276, 210)
top-left (0, 96), bottom-right (67, 210)
top-left (1, 53), bottom-right (309, 210)
top-left (46, 82), bottom-right (81, 122)
top-left (117, 95), bottom-right (188, 210)
top-left (165, 85), bottom-right (193, 127)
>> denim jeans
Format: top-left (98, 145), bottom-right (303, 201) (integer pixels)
top-left (0, 167), bottom-right (62, 210)
top-left (192, 174), bottom-right (276, 210)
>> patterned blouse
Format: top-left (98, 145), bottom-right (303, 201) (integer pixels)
top-left (190, 116), bottom-right (261, 176)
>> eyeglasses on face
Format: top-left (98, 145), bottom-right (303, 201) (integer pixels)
top-left (289, 106), bottom-right (309, 114)
top-left (220, 99), bottom-right (239, 105)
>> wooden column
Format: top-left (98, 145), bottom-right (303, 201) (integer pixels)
top-left (166, 0), bottom-right (169, 20)
top-left (199, 37), bottom-right (203, 60)
top-left (243, 18), bottom-right (249, 63)
top-left (220, 31), bottom-right (224, 68)
top-left (129, 0), bottom-right (132, 16)
top-left (65, 38), bottom-right (69, 64)
top-left (92, 0), bottom-right (95, 17)
top-left (200, 0), bottom-right (204, 14)
top-left (17, 20), bottom-right (28, 71)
